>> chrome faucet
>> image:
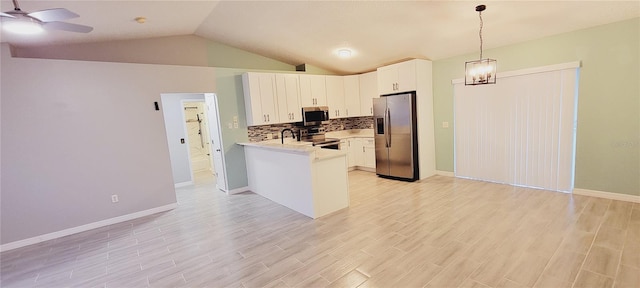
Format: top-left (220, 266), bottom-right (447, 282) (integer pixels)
top-left (281, 128), bottom-right (296, 144)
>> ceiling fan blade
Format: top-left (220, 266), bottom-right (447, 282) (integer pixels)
top-left (28, 8), bottom-right (78, 22)
top-left (42, 21), bottom-right (93, 33)
top-left (1, 12), bottom-right (16, 18)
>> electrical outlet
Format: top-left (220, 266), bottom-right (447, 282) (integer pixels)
top-left (111, 195), bottom-right (119, 203)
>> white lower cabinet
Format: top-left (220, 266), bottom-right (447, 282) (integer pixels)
top-left (346, 138), bottom-right (375, 170)
top-left (347, 139), bottom-right (363, 168)
top-left (362, 138), bottom-right (375, 169)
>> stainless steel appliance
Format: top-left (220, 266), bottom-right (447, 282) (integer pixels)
top-left (373, 92), bottom-right (419, 181)
top-left (299, 127), bottom-right (341, 150)
top-left (302, 106), bottom-right (330, 126)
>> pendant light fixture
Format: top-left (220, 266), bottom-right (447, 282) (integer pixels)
top-left (465, 4), bottom-right (497, 85)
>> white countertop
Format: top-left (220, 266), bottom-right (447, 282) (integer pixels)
top-left (238, 138), bottom-right (346, 160)
top-left (326, 129), bottom-right (374, 139)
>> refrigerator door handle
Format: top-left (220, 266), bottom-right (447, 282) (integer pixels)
top-left (385, 107), bottom-right (391, 148)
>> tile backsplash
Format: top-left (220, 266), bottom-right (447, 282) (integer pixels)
top-left (248, 116), bottom-right (373, 142)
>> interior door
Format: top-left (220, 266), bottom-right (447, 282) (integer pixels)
top-left (205, 93), bottom-right (228, 192)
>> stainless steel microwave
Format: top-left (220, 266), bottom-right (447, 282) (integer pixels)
top-left (302, 106), bottom-right (330, 126)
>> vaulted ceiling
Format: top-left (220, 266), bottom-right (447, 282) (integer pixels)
top-left (1, 1), bottom-right (639, 74)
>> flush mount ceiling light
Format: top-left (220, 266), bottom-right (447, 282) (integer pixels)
top-left (465, 4), bottom-right (497, 85)
top-left (337, 48), bottom-right (352, 58)
top-left (134, 17), bottom-right (146, 24)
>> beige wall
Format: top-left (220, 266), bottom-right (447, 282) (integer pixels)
top-left (0, 44), bottom-right (220, 245)
top-left (13, 35), bottom-right (211, 67)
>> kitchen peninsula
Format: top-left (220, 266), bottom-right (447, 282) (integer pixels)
top-left (239, 140), bottom-right (349, 219)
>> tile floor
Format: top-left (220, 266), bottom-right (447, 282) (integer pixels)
top-left (0, 171), bottom-right (638, 287)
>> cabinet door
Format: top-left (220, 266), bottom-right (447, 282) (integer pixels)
top-left (377, 65), bottom-right (398, 95)
top-left (359, 71), bottom-right (378, 117)
top-left (325, 76), bottom-right (345, 118)
top-left (377, 60), bottom-right (418, 95)
top-left (275, 74), bottom-right (302, 123)
top-left (362, 138), bottom-right (376, 168)
top-left (299, 75), bottom-right (327, 107)
top-left (258, 73), bottom-right (278, 124)
top-left (347, 139), bottom-right (363, 167)
top-left (242, 72), bottom-right (277, 126)
top-left (397, 60), bottom-right (417, 93)
top-left (344, 75), bottom-right (360, 117)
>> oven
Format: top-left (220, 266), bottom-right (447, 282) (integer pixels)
top-left (312, 139), bottom-right (342, 150)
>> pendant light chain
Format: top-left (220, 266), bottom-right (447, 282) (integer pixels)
top-left (465, 4), bottom-right (496, 85)
top-left (479, 9), bottom-right (484, 60)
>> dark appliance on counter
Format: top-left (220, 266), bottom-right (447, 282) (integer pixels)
top-left (373, 91), bottom-right (419, 181)
top-left (301, 106), bottom-right (330, 127)
top-left (298, 127), bottom-right (341, 150)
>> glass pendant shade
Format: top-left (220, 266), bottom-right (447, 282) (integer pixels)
top-left (465, 58), bottom-right (497, 85)
top-left (2, 18), bottom-right (44, 34)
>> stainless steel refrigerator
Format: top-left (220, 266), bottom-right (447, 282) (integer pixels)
top-left (373, 92), bottom-right (419, 181)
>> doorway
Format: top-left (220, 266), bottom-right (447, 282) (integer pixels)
top-left (182, 101), bottom-right (214, 183)
top-left (161, 93), bottom-right (228, 193)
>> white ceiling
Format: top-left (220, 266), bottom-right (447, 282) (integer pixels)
top-left (1, 1), bottom-right (639, 74)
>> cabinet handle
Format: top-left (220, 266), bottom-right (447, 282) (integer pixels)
top-left (346, 109), bottom-right (348, 116)
top-left (370, 107), bottom-right (373, 114)
top-left (267, 114), bottom-right (270, 122)
top-left (263, 115), bottom-right (266, 122)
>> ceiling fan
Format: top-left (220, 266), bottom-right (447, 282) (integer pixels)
top-left (0, 0), bottom-right (93, 33)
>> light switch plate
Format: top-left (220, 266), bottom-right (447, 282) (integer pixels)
top-left (442, 121), bottom-right (449, 128)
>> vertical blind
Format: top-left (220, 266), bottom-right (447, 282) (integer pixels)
top-left (454, 64), bottom-right (579, 192)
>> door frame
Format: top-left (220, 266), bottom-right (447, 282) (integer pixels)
top-left (160, 93), bottom-right (228, 193)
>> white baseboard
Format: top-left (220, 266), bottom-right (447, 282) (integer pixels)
top-left (175, 181), bottom-right (194, 188)
top-left (0, 203), bottom-right (177, 252)
top-left (573, 188), bottom-right (640, 203)
top-left (227, 186), bottom-right (250, 195)
top-left (436, 170), bottom-right (455, 177)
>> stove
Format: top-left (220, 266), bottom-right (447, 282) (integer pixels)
top-left (298, 127), bottom-right (342, 149)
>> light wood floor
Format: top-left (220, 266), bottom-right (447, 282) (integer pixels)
top-left (1, 171), bottom-right (638, 288)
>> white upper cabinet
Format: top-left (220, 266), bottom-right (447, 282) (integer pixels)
top-left (299, 74), bottom-right (327, 107)
top-left (242, 72), bottom-right (278, 126)
top-left (275, 74), bottom-right (302, 123)
top-left (377, 60), bottom-right (417, 95)
top-left (325, 76), bottom-right (346, 118)
top-left (343, 75), bottom-right (361, 117)
top-left (359, 71), bottom-right (378, 116)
